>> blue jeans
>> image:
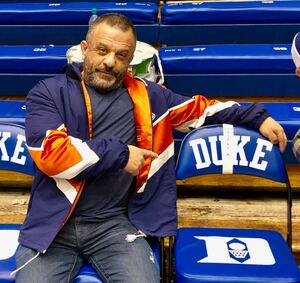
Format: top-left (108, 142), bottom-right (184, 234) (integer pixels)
top-left (15, 214), bottom-right (160, 283)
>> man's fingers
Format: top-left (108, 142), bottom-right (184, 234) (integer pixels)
top-left (141, 149), bottom-right (158, 159)
top-left (278, 130), bottom-right (287, 152)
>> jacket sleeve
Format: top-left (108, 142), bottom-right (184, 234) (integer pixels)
top-left (152, 83), bottom-right (269, 132)
top-left (25, 80), bottom-right (129, 181)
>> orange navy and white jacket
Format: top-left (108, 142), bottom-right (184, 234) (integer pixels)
top-left (19, 63), bottom-right (269, 253)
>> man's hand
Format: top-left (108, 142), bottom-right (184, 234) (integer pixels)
top-left (258, 116), bottom-right (287, 152)
top-left (124, 145), bottom-right (158, 176)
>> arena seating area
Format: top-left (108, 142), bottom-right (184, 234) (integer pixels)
top-left (0, 0), bottom-right (300, 282)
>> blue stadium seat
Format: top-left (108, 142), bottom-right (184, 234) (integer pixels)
top-left (159, 44), bottom-right (300, 97)
top-left (160, 1), bottom-right (300, 45)
top-left (174, 124), bottom-right (300, 282)
top-left (0, 224), bottom-right (20, 283)
top-left (0, 45), bottom-right (68, 74)
top-left (243, 102), bottom-right (300, 142)
top-left (0, 101), bottom-right (26, 126)
top-left (0, 123), bottom-right (33, 176)
top-left (0, 2), bottom-right (159, 44)
top-left (0, 45), bottom-right (68, 96)
top-left (0, 122), bottom-right (162, 282)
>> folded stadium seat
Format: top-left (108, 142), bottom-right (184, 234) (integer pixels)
top-left (159, 43), bottom-right (300, 97)
top-left (0, 101), bottom-right (26, 126)
top-left (0, 122), bottom-right (162, 283)
top-left (174, 124), bottom-right (300, 283)
top-left (160, 1), bottom-right (300, 45)
top-left (242, 102), bottom-right (300, 143)
top-left (0, 45), bottom-right (68, 96)
top-left (0, 2), bottom-right (158, 44)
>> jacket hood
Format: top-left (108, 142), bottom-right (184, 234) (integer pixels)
top-left (64, 63), bottom-right (82, 81)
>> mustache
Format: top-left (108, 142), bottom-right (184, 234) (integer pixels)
top-left (95, 67), bottom-right (118, 77)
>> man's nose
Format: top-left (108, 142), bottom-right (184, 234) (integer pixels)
top-left (103, 52), bottom-right (116, 68)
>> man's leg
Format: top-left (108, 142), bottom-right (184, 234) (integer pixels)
top-left (78, 215), bottom-right (160, 283)
top-left (15, 218), bottom-right (84, 283)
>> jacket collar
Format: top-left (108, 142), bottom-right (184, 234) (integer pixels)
top-left (124, 75), bottom-right (153, 191)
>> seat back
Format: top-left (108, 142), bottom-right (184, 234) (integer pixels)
top-left (176, 124), bottom-right (287, 182)
top-left (0, 123), bottom-right (34, 176)
top-left (176, 124), bottom-right (291, 244)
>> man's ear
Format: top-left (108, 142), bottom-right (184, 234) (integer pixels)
top-left (80, 40), bottom-right (88, 60)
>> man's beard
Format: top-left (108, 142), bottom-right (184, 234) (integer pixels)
top-left (82, 63), bottom-right (125, 92)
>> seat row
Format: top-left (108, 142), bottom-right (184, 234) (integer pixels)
top-left (0, 99), bottom-right (299, 164)
top-left (0, 121), bottom-right (300, 282)
top-left (0, 44), bottom-right (299, 97)
top-left (0, 1), bottom-right (300, 44)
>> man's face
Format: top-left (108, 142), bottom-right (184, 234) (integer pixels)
top-left (80, 22), bottom-right (135, 92)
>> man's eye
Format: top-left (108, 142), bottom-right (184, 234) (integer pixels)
top-left (117, 53), bottom-right (127, 59)
top-left (98, 48), bottom-right (107, 54)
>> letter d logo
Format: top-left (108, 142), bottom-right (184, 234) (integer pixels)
top-left (195, 236), bottom-right (275, 265)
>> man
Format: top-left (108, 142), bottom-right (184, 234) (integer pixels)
top-left (291, 32), bottom-right (300, 161)
top-left (15, 13), bottom-right (286, 283)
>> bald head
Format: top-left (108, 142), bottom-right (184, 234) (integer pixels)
top-left (86, 13), bottom-right (137, 44)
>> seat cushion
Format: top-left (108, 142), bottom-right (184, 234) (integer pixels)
top-left (175, 227), bottom-right (300, 283)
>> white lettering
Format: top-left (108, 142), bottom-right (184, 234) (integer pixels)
top-left (189, 138), bottom-right (211, 169)
top-left (249, 138), bottom-right (272, 170)
top-left (189, 134), bottom-right (270, 172)
top-left (209, 136), bottom-right (222, 166)
top-left (11, 134), bottom-right (26, 165)
top-left (232, 136), bottom-right (250, 166)
top-left (0, 131), bottom-right (10, 161)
